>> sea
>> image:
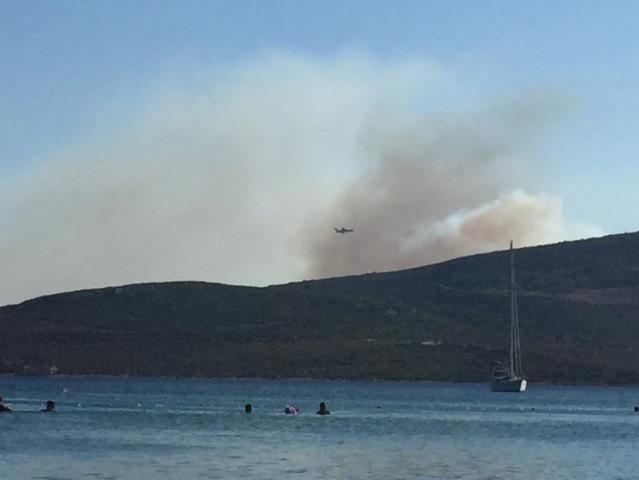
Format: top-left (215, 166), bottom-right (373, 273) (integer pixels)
top-left (1, 376), bottom-right (638, 480)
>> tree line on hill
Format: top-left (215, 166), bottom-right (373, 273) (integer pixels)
top-left (1, 232), bottom-right (639, 384)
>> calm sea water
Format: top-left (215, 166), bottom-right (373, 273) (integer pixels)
top-left (1, 376), bottom-right (638, 479)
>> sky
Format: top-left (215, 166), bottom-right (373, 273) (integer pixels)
top-left (1, 0), bottom-right (638, 305)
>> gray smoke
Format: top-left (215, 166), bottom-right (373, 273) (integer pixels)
top-left (0, 52), bottom-right (599, 305)
top-left (299, 93), bottom-right (600, 278)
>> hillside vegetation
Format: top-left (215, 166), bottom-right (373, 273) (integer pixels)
top-left (2, 232), bottom-right (639, 384)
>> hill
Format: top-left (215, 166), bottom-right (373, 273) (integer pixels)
top-left (2, 232), bottom-right (639, 384)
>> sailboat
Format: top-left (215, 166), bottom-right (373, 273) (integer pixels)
top-left (490, 241), bottom-right (527, 392)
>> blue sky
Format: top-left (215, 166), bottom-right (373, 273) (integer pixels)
top-left (2, 1), bottom-right (638, 231)
top-left (1, 1), bottom-right (638, 302)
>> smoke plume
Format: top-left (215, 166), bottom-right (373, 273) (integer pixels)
top-left (299, 96), bottom-right (601, 278)
top-left (0, 52), bottom-right (599, 305)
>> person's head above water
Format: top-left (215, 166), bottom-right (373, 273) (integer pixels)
top-left (0, 395), bottom-right (11, 412)
top-left (316, 402), bottom-right (330, 415)
top-left (43, 400), bottom-right (55, 412)
top-left (244, 403), bottom-right (252, 413)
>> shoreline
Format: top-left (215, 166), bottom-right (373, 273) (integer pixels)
top-left (2, 372), bottom-right (639, 388)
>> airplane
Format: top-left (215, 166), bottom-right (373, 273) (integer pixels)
top-left (334, 227), bottom-right (354, 234)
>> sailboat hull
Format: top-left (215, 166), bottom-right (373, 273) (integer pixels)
top-left (490, 378), bottom-right (527, 392)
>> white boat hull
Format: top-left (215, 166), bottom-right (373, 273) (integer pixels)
top-left (490, 377), bottom-right (527, 392)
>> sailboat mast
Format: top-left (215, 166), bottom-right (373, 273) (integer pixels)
top-left (509, 241), bottom-right (515, 376)
top-left (510, 241), bottom-right (522, 377)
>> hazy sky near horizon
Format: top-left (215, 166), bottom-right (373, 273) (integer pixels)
top-left (1, 1), bottom-right (638, 304)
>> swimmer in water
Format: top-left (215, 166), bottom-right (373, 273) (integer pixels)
top-left (0, 395), bottom-right (12, 412)
top-left (284, 405), bottom-right (299, 414)
top-left (245, 403), bottom-right (252, 413)
top-left (41, 400), bottom-right (55, 412)
top-left (316, 402), bottom-right (330, 415)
